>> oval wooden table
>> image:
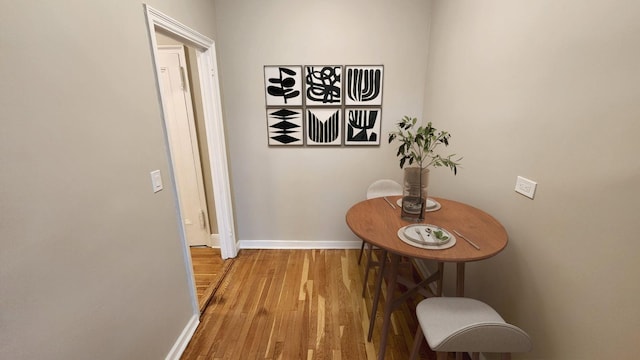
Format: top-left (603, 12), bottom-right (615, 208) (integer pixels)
top-left (346, 196), bottom-right (508, 360)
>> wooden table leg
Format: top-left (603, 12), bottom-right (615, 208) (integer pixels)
top-left (436, 262), bottom-right (444, 296)
top-left (456, 262), bottom-right (465, 297)
top-left (377, 253), bottom-right (400, 360)
top-left (367, 249), bottom-right (387, 341)
top-left (455, 262), bottom-right (466, 360)
top-left (362, 245), bottom-right (376, 297)
top-left (408, 325), bottom-right (424, 360)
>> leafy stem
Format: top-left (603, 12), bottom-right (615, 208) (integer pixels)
top-left (388, 116), bottom-right (462, 174)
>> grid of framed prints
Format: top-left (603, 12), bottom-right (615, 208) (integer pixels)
top-left (264, 65), bottom-right (383, 146)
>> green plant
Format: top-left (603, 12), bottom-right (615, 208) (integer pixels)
top-left (388, 116), bottom-right (462, 174)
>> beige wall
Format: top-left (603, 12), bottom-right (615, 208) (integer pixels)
top-left (213, 0), bottom-right (433, 242)
top-left (423, 0), bottom-right (640, 358)
top-left (0, 1), bottom-right (216, 359)
top-left (5, 0), bottom-right (637, 358)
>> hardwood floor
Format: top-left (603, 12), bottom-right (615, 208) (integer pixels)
top-left (190, 247), bottom-right (235, 311)
top-left (181, 249), bottom-right (436, 359)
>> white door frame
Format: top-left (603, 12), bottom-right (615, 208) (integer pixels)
top-left (144, 4), bottom-right (238, 315)
top-left (144, 5), bottom-right (237, 259)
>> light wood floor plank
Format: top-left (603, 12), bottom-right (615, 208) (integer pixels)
top-left (181, 249), bottom-right (436, 359)
top-left (189, 247), bottom-right (234, 311)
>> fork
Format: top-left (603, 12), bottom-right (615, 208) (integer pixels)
top-left (415, 228), bottom-right (429, 244)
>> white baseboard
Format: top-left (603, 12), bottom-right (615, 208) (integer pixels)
top-left (165, 314), bottom-right (199, 360)
top-left (239, 239), bottom-right (362, 249)
top-left (210, 233), bottom-right (220, 247)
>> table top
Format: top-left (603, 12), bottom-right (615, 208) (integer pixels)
top-left (346, 196), bottom-right (508, 262)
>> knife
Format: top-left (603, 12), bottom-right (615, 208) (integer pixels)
top-left (383, 196), bottom-right (396, 209)
top-left (453, 230), bottom-right (480, 250)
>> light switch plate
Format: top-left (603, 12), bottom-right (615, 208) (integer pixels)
top-left (515, 176), bottom-right (536, 199)
top-left (150, 170), bottom-right (163, 193)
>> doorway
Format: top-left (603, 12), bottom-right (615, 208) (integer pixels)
top-left (144, 5), bottom-right (238, 316)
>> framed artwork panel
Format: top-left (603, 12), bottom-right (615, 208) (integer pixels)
top-left (304, 65), bottom-right (342, 106)
top-left (266, 108), bottom-right (304, 146)
top-left (345, 65), bottom-right (384, 106)
top-left (264, 65), bottom-right (303, 106)
top-left (345, 108), bottom-right (382, 146)
top-left (306, 108), bottom-right (342, 146)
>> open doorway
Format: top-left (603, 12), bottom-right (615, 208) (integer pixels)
top-left (155, 38), bottom-right (215, 248)
top-left (144, 5), bottom-right (238, 314)
top-left (155, 39), bottom-right (224, 310)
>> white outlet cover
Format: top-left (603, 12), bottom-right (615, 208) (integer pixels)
top-left (515, 176), bottom-right (536, 199)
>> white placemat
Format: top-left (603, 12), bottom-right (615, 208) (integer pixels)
top-left (397, 224), bottom-right (456, 250)
top-left (396, 198), bottom-right (441, 212)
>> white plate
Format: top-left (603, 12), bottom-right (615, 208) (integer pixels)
top-left (397, 224), bottom-right (456, 250)
top-left (404, 225), bottom-right (451, 245)
top-left (396, 198), bottom-right (441, 212)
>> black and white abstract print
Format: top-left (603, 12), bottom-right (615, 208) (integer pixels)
top-left (267, 108), bottom-right (303, 145)
top-left (306, 108), bottom-right (342, 145)
top-left (264, 64), bottom-right (384, 147)
top-left (345, 65), bottom-right (383, 106)
top-left (345, 108), bottom-right (381, 145)
top-left (305, 66), bottom-right (342, 106)
top-left (264, 66), bottom-right (303, 106)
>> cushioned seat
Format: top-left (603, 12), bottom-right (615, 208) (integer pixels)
top-left (410, 297), bottom-right (532, 360)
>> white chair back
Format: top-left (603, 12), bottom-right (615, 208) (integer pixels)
top-left (366, 179), bottom-right (402, 200)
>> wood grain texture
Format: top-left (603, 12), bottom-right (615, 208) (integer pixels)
top-left (346, 197), bottom-right (508, 262)
top-left (181, 249), bottom-right (437, 359)
top-left (190, 247), bottom-right (234, 311)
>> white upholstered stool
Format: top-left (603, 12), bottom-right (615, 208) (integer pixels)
top-left (409, 297), bottom-right (532, 360)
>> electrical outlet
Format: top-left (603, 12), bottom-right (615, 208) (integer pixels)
top-left (515, 176), bottom-right (536, 199)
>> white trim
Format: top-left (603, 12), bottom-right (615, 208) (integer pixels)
top-left (143, 6), bottom-right (238, 261)
top-left (240, 240), bottom-right (362, 249)
top-left (210, 233), bottom-right (220, 247)
top-left (196, 46), bottom-right (238, 260)
top-left (145, 6), bottom-right (212, 48)
top-left (164, 314), bottom-right (200, 360)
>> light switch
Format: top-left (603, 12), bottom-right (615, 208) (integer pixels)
top-left (150, 170), bottom-right (163, 193)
